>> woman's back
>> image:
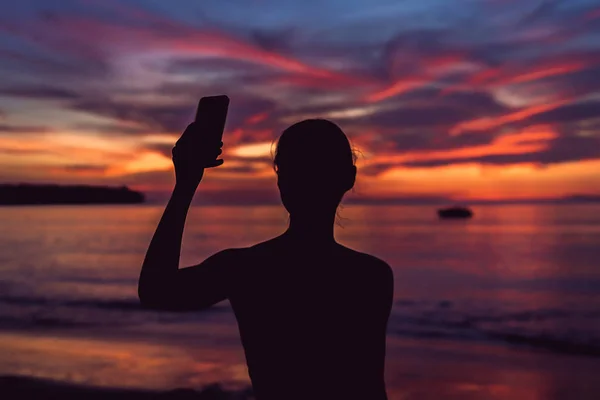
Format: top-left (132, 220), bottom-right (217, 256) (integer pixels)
top-left (227, 235), bottom-right (393, 400)
top-left (139, 117), bottom-right (394, 399)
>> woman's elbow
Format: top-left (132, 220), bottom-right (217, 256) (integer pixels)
top-left (138, 291), bottom-right (157, 310)
top-left (138, 285), bottom-right (193, 312)
top-left (138, 283), bottom-right (165, 310)
top-left (138, 272), bottom-right (170, 307)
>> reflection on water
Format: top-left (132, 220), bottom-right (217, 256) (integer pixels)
top-left (1, 204), bottom-right (599, 399)
top-left (0, 332), bottom-right (249, 390)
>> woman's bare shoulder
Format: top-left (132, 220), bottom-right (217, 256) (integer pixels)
top-left (337, 244), bottom-right (393, 277)
top-left (215, 236), bottom-right (283, 261)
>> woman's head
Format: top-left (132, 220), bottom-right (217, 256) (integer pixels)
top-left (274, 119), bottom-right (356, 216)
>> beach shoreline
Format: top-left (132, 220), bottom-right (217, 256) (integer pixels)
top-left (3, 329), bottom-right (600, 399)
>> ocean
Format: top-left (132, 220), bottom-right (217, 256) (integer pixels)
top-left (1, 204), bottom-right (599, 399)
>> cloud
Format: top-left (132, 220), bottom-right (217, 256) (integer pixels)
top-left (401, 130), bottom-right (600, 167)
top-left (387, 130), bottom-right (497, 155)
top-left (143, 143), bottom-right (173, 159)
top-left (449, 100), bottom-right (570, 136)
top-left (528, 100), bottom-right (600, 124)
top-left (65, 88), bottom-right (282, 137)
top-left (542, 65), bottom-right (600, 98)
top-left (142, 141), bottom-right (275, 172)
top-left (365, 77), bottom-right (428, 102)
top-left (1, 0), bottom-right (600, 199)
top-left (164, 57), bottom-right (271, 79)
top-left (387, 126), bottom-right (556, 163)
top-left (249, 27), bottom-right (300, 53)
top-left (49, 164), bottom-right (110, 176)
top-left (588, 9), bottom-right (600, 21)
top-left (32, 11), bottom-right (358, 83)
top-left (515, 0), bottom-right (562, 26)
top-left (68, 122), bottom-right (150, 136)
top-left (61, 164), bottom-right (109, 172)
top-left (359, 103), bottom-right (486, 130)
top-left (359, 162), bottom-right (399, 177)
top-left (70, 98), bottom-right (194, 133)
top-left (0, 124), bottom-right (54, 134)
top-left (0, 86), bottom-right (81, 100)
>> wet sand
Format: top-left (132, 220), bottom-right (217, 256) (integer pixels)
top-left (2, 331), bottom-right (600, 399)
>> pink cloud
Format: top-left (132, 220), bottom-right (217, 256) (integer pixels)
top-left (449, 100), bottom-right (570, 136)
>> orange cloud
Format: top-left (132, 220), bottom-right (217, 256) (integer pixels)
top-left (246, 112), bottom-right (269, 125)
top-left (0, 131), bottom-right (175, 182)
top-left (229, 141), bottom-right (274, 159)
top-left (449, 101), bottom-right (568, 135)
top-left (105, 152), bottom-right (172, 176)
top-left (441, 57), bottom-right (595, 97)
top-left (370, 125), bottom-right (557, 166)
top-left (47, 164), bottom-right (109, 177)
top-left (359, 158), bottom-right (600, 200)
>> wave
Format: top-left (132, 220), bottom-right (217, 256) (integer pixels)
top-left (391, 327), bottom-right (600, 358)
top-left (0, 315), bottom-right (94, 329)
top-left (0, 294), bottom-right (231, 312)
top-left (0, 295), bottom-right (142, 310)
top-left (389, 299), bottom-right (600, 358)
top-left (0, 294), bottom-right (233, 332)
top-left (1, 294), bottom-right (599, 359)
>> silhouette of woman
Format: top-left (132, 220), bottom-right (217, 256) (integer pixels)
top-left (139, 118), bottom-right (394, 400)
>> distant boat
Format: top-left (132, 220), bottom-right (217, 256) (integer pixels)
top-left (437, 206), bottom-right (473, 219)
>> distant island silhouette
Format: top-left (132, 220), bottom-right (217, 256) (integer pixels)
top-left (2, 183), bottom-right (599, 207)
top-left (0, 184), bottom-right (145, 205)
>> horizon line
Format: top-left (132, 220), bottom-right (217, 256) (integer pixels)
top-left (3, 182), bottom-right (600, 205)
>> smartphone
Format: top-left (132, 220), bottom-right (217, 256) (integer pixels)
top-left (195, 95), bottom-right (230, 143)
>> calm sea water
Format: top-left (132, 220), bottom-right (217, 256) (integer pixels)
top-left (1, 204), bottom-right (600, 399)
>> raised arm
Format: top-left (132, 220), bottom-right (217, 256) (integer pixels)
top-left (138, 122), bottom-right (230, 311)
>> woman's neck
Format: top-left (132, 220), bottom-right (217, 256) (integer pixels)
top-left (285, 212), bottom-right (336, 244)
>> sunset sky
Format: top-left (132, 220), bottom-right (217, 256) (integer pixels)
top-left (1, 0), bottom-right (599, 203)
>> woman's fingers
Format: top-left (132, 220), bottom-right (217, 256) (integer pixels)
top-left (172, 124), bottom-right (224, 168)
top-left (206, 159), bottom-right (224, 168)
top-left (172, 144), bottom-right (223, 164)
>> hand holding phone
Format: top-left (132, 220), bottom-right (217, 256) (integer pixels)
top-left (195, 95), bottom-right (229, 150)
top-left (172, 95), bottom-right (229, 187)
